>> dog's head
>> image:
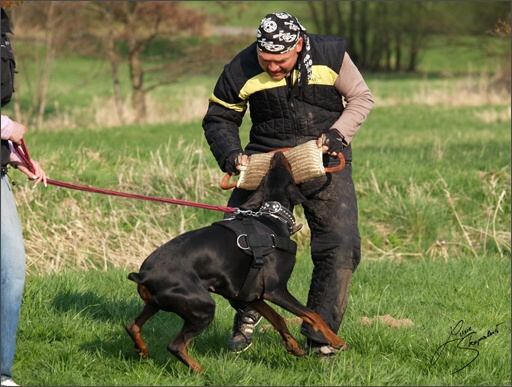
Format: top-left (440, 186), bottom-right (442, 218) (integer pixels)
top-left (240, 151), bottom-right (308, 211)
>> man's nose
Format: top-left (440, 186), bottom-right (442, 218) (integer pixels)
top-left (267, 62), bottom-right (279, 72)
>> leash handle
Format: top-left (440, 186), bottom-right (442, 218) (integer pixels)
top-left (16, 139), bottom-right (36, 174)
top-left (325, 152), bottom-right (345, 173)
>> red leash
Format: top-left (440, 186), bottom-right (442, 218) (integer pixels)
top-left (15, 139), bottom-right (237, 213)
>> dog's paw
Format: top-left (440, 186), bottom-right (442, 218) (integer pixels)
top-left (134, 345), bottom-right (148, 358)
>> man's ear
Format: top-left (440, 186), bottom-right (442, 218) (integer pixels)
top-left (296, 36), bottom-right (303, 53)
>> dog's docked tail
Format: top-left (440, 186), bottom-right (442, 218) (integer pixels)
top-left (127, 272), bottom-right (143, 283)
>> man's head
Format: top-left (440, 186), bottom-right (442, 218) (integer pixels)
top-left (256, 12), bottom-right (307, 81)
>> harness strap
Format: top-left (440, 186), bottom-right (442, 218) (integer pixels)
top-left (273, 235), bottom-right (297, 255)
top-left (237, 218), bottom-right (265, 300)
top-left (239, 232), bottom-right (296, 255)
top-left (213, 215), bottom-right (297, 301)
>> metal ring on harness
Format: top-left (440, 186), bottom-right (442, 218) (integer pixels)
top-left (236, 234), bottom-right (250, 250)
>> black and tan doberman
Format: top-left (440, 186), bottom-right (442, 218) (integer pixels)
top-left (125, 151), bottom-right (348, 372)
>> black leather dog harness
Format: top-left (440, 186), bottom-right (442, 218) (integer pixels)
top-left (214, 201), bottom-right (298, 300)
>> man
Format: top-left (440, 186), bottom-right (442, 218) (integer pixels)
top-left (1, 5), bottom-right (47, 386)
top-left (202, 12), bottom-right (373, 356)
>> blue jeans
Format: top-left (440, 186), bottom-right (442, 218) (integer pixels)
top-left (1, 174), bottom-right (26, 380)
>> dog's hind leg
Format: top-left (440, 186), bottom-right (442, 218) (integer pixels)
top-left (166, 293), bottom-right (217, 373)
top-left (248, 299), bottom-right (304, 357)
top-left (125, 302), bottom-right (159, 358)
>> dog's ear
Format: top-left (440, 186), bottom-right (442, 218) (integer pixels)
top-left (239, 186), bottom-right (265, 210)
top-left (287, 183), bottom-right (308, 205)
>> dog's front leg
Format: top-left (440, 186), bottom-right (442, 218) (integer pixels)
top-left (300, 312), bottom-right (349, 350)
top-left (265, 288), bottom-right (349, 350)
top-left (248, 300), bottom-right (304, 357)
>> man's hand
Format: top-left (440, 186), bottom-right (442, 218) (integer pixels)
top-left (318, 130), bottom-right (347, 156)
top-left (224, 152), bottom-right (250, 175)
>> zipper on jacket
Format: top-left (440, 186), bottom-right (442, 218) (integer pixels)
top-left (286, 74), bottom-right (300, 145)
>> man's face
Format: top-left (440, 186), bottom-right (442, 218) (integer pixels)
top-left (257, 38), bottom-right (303, 81)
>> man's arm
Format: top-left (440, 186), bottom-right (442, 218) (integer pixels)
top-left (202, 71), bottom-right (247, 172)
top-left (330, 52), bottom-right (374, 144)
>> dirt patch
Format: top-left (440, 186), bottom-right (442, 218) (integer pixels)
top-left (361, 314), bottom-right (414, 328)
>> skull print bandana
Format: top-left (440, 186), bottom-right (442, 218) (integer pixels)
top-left (256, 12), bottom-right (312, 87)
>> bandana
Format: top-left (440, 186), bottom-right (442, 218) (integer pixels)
top-left (256, 12), bottom-right (312, 87)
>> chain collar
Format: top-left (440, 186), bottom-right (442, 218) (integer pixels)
top-left (235, 201), bottom-right (302, 234)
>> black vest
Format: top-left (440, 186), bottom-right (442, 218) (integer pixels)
top-left (203, 34), bottom-right (349, 170)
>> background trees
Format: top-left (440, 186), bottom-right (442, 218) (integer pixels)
top-left (6, 2), bottom-right (91, 127)
top-left (89, 1), bottom-right (210, 124)
top-left (307, 1), bottom-right (510, 73)
top-left (4, 1), bottom-right (510, 127)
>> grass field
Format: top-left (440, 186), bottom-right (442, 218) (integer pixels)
top-left (15, 256), bottom-right (510, 386)
top-left (2, 10), bottom-right (510, 386)
top-left (8, 72), bottom-right (509, 385)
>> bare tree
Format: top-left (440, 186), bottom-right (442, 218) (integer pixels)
top-left (88, 1), bottom-right (236, 124)
top-left (103, 4), bottom-right (126, 125)
top-left (7, 1), bottom-right (250, 127)
top-left (7, 2), bottom-right (91, 128)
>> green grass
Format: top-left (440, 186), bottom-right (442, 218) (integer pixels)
top-left (14, 95), bottom-right (510, 270)
top-left (15, 254), bottom-right (510, 386)
top-left (420, 35), bottom-right (509, 76)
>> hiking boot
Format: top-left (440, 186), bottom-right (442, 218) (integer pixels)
top-left (228, 308), bottom-right (262, 353)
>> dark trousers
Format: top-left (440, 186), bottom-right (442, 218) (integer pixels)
top-left (226, 158), bottom-right (360, 344)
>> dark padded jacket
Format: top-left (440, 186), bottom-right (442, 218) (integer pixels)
top-left (203, 34), bottom-right (347, 172)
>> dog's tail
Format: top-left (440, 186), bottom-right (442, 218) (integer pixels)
top-left (127, 272), bottom-right (143, 283)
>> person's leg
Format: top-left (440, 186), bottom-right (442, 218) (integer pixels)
top-left (1, 175), bottom-right (26, 381)
top-left (299, 164), bottom-right (361, 353)
top-left (224, 188), bottom-right (263, 352)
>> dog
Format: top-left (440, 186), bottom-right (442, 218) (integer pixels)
top-left (125, 151), bottom-right (348, 373)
